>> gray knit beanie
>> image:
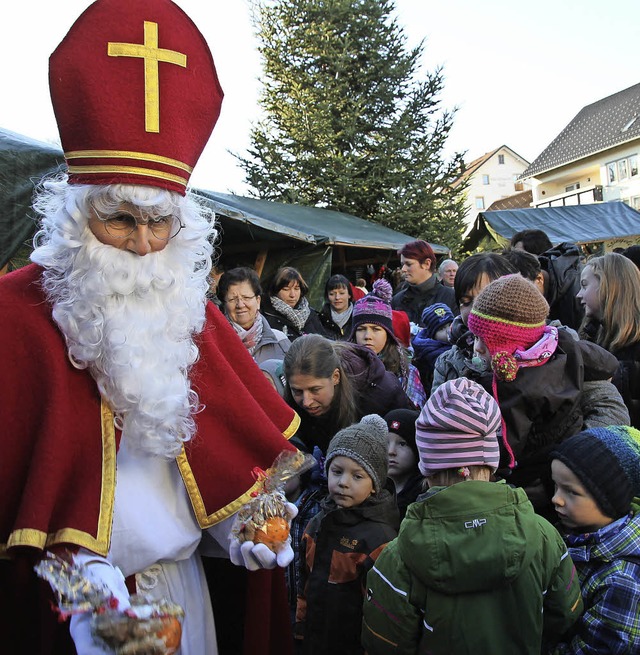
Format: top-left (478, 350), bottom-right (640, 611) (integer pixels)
top-left (325, 414), bottom-right (389, 492)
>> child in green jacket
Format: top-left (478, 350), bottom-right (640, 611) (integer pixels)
top-left (362, 378), bottom-right (582, 655)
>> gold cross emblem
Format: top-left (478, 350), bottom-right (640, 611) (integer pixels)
top-left (108, 21), bottom-right (187, 133)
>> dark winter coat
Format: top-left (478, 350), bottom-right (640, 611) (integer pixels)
top-left (362, 482), bottom-right (582, 655)
top-left (538, 242), bottom-right (584, 332)
top-left (395, 473), bottom-right (425, 521)
top-left (296, 489), bottom-right (399, 655)
top-left (610, 340), bottom-right (640, 429)
top-left (478, 331), bottom-right (621, 518)
top-left (293, 344), bottom-right (414, 454)
top-left (261, 294), bottom-right (327, 341)
top-left (411, 331), bottom-right (452, 391)
top-left (391, 276), bottom-right (457, 326)
top-left (318, 303), bottom-right (353, 341)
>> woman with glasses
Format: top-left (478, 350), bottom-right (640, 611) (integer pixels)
top-left (217, 267), bottom-right (290, 364)
top-left (261, 266), bottom-right (327, 342)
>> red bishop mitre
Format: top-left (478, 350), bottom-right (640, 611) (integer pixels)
top-left (49, 0), bottom-right (223, 195)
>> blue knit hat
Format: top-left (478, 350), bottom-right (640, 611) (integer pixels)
top-left (421, 303), bottom-right (454, 339)
top-left (552, 426), bottom-right (640, 519)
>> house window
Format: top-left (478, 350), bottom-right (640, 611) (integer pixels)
top-left (619, 159), bottom-right (629, 180)
top-left (475, 197), bottom-right (485, 209)
top-left (482, 174), bottom-right (490, 185)
top-left (498, 154), bottom-right (505, 165)
top-left (606, 155), bottom-right (639, 183)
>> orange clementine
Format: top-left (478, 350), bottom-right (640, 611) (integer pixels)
top-left (156, 616), bottom-right (182, 654)
top-left (253, 516), bottom-right (290, 549)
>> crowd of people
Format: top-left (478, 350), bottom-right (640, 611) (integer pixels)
top-left (1, 1), bottom-right (639, 654)
top-left (210, 232), bottom-right (640, 654)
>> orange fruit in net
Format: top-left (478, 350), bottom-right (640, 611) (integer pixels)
top-left (253, 516), bottom-right (290, 550)
top-left (156, 616), bottom-right (182, 654)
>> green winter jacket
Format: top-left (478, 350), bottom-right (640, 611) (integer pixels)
top-left (362, 481), bottom-right (582, 655)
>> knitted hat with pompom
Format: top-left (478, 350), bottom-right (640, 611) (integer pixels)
top-left (350, 279), bottom-right (398, 346)
top-left (467, 274), bottom-right (549, 382)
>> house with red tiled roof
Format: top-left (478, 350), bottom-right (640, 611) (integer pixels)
top-left (453, 145), bottom-right (530, 233)
top-left (520, 82), bottom-right (640, 210)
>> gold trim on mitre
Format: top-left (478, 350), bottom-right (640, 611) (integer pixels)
top-left (65, 149), bottom-right (193, 173)
top-left (67, 164), bottom-right (189, 186)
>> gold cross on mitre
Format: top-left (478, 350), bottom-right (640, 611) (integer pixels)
top-left (108, 21), bottom-right (187, 133)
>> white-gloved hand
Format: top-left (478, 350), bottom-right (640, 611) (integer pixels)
top-left (70, 612), bottom-right (109, 655)
top-left (229, 502), bottom-right (297, 570)
top-left (67, 549), bottom-right (131, 655)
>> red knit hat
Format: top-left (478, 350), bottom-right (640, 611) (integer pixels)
top-left (49, 0), bottom-right (223, 195)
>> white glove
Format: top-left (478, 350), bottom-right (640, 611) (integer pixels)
top-left (68, 550), bottom-right (131, 654)
top-left (229, 502), bottom-right (297, 571)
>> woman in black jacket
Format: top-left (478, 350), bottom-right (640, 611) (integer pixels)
top-left (283, 334), bottom-right (413, 454)
top-left (318, 274), bottom-right (354, 340)
top-left (261, 266), bottom-right (326, 341)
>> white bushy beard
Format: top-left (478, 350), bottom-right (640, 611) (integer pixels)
top-left (31, 181), bottom-right (216, 458)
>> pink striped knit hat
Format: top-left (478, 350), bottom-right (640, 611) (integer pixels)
top-left (416, 378), bottom-right (501, 477)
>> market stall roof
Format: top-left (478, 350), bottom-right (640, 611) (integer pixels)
top-left (463, 203), bottom-right (640, 251)
top-left (194, 189), bottom-right (448, 253)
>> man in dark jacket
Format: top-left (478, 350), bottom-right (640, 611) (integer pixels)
top-left (538, 242), bottom-right (585, 331)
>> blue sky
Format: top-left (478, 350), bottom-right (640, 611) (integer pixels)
top-left (2, 0), bottom-right (638, 193)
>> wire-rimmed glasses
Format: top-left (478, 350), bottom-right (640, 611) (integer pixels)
top-left (98, 212), bottom-right (184, 240)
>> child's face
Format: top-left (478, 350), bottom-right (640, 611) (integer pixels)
top-left (327, 455), bottom-right (374, 508)
top-left (458, 273), bottom-right (491, 325)
top-left (473, 335), bottom-right (491, 366)
top-left (355, 323), bottom-right (388, 355)
top-left (387, 432), bottom-right (417, 481)
top-left (576, 265), bottom-right (601, 320)
top-left (551, 459), bottom-right (613, 533)
top-left (434, 324), bottom-right (451, 343)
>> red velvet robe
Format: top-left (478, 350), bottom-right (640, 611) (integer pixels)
top-left (0, 263), bottom-right (299, 655)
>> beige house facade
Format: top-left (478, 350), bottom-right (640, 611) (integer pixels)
top-left (520, 83), bottom-right (640, 218)
top-left (454, 145), bottom-right (531, 234)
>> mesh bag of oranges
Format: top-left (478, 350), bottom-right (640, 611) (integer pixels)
top-left (231, 449), bottom-right (314, 553)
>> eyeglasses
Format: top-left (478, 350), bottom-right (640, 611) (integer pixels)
top-left (97, 212), bottom-right (184, 240)
top-left (225, 295), bottom-right (257, 306)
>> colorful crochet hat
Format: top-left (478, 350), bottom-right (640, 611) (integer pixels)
top-left (325, 414), bottom-right (389, 492)
top-left (467, 274), bottom-right (549, 382)
top-left (421, 302), bottom-right (454, 339)
top-left (350, 279), bottom-right (398, 346)
top-left (416, 378), bottom-right (501, 477)
top-left (551, 426), bottom-right (640, 519)
top-left (49, 0), bottom-right (223, 195)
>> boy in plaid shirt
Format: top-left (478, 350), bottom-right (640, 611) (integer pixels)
top-left (550, 426), bottom-right (640, 654)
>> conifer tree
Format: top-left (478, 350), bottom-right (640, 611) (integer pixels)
top-left (235, 0), bottom-right (468, 251)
